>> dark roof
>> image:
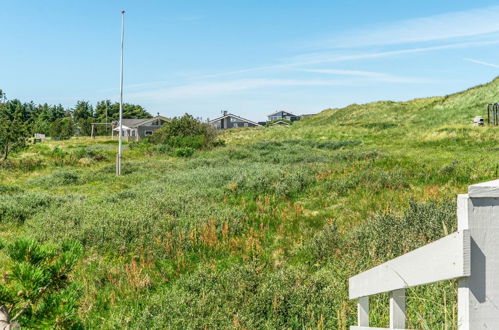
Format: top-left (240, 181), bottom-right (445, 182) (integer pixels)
top-left (121, 119), bottom-right (146, 127)
top-left (112, 116), bottom-right (169, 128)
top-left (268, 110), bottom-right (298, 117)
top-left (208, 113), bottom-right (261, 126)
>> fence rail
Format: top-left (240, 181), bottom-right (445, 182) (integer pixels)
top-left (349, 179), bottom-right (499, 329)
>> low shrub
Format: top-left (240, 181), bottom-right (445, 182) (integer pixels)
top-left (360, 122), bottom-right (397, 129)
top-left (213, 139), bottom-right (226, 147)
top-left (154, 143), bottom-right (172, 154)
top-left (281, 139), bottom-right (362, 150)
top-left (306, 224), bottom-right (341, 261)
top-left (30, 170), bottom-right (81, 187)
top-left (0, 185), bottom-right (21, 194)
top-left (174, 147), bottom-right (195, 157)
top-left (0, 192), bottom-right (62, 223)
top-left (18, 158), bottom-right (45, 171)
top-left (351, 199), bottom-right (456, 263)
top-left (149, 114), bottom-right (217, 149)
top-left (169, 135), bottom-right (206, 149)
top-left (0, 238), bottom-right (83, 328)
top-left (70, 147), bottom-right (109, 162)
top-left (0, 158), bottom-right (44, 172)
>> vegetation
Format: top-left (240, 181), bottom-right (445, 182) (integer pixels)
top-left (0, 101), bottom-right (30, 160)
top-left (1, 78), bottom-right (499, 328)
top-left (267, 118), bottom-right (293, 125)
top-left (0, 238), bottom-right (83, 328)
top-left (145, 114), bottom-right (219, 157)
top-left (149, 114), bottom-right (217, 147)
top-left (0, 93), bottom-right (151, 140)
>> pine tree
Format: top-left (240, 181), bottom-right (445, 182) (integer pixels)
top-left (0, 101), bottom-right (30, 161)
top-left (0, 238), bottom-right (83, 329)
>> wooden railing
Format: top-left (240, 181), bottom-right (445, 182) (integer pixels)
top-left (349, 179), bottom-right (499, 329)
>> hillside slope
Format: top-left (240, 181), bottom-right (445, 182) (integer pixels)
top-left (1, 79), bottom-right (498, 329)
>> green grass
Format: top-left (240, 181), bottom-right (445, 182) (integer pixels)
top-left (1, 78), bottom-right (499, 328)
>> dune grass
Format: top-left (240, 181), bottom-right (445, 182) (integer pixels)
top-left (1, 78), bottom-right (499, 328)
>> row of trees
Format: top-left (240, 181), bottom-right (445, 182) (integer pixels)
top-left (0, 89), bottom-right (152, 160)
top-left (4, 99), bottom-right (152, 137)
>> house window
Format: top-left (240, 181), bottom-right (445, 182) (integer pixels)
top-left (145, 130), bottom-right (153, 136)
top-left (233, 123), bottom-right (239, 128)
top-left (244, 123), bottom-right (248, 127)
top-left (231, 117), bottom-right (238, 122)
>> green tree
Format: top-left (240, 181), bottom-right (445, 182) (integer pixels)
top-left (0, 101), bottom-right (30, 160)
top-left (95, 100), bottom-right (151, 122)
top-left (149, 114), bottom-right (217, 149)
top-left (31, 104), bottom-right (67, 135)
top-left (122, 103), bottom-right (152, 119)
top-left (49, 117), bottom-right (74, 139)
top-left (73, 101), bottom-right (94, 136)
top-left (0, 238), bottom-right (83, 329)
top-left (72, 101), bottom-right (93, 121)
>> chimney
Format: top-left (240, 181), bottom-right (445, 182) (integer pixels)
top-left (223, 110), bottom-right (228, 116)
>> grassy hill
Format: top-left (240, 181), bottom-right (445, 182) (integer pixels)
top-left (1, 78), bottom-right (499, 328)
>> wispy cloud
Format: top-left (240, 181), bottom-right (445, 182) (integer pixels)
top-left (317, 5), bottom-right (499, 48)
top-left (130, 79), bottom-right (350, 101)
top-left (298, 69), bottom-right (431, 83)
top-left (464, 57), bottom-right (499, 69)
top-left (299, 69), bottom-right (386, 77)
top-left (128, 6), bottom-right (499, 103)
top-left (129, 74), bottom-right (432, 102)
top-left (289, 39), bottom-right (499, 66)
top-left (192, 39), bottom-right (499, 81)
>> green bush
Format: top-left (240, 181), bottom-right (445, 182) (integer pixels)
top-left (70, 147), bottom-right (109, 162)
top-left (49, 117), bottom-right (74, 139)
top-left (0, 185), bottom-right (21, 194)
top-left (174, 147), bottom-right (195, 157)
top-left (0, 192), bottom-right (61, 223)
top-left (169, 135), bottom-right (205, 149)
top-left (0, 238), bottom-right (83, 329)
top-left (350, 199), bottom-right (456, 266)
top-left (0, 158), bottom-right (45, 172)
top-left (149, 114), bottom-right (217, 149)
top-left (154, 143), bottom-right (172, 154)
top-left (213, 139), bottom-right (226, 147)
top-left (31, 170), bottom-right (81, 187)
top-left (280, 139), bottom-right (362, 150)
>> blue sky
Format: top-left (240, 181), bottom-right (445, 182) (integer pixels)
top-left (2, 1), bottom-right (499, 121)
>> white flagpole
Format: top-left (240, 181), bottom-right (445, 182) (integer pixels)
top-left (117, 10), bottom-right (125, 175)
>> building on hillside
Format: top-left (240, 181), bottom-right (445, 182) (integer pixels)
top-left (111, 115), bottom-right (169, 140)
top-left (267, 110), bottom-right (300, 122)
top-left (208, 111), bottom-right (261, 130)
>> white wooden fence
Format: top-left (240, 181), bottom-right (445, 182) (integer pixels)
top-left (349, 179), bottom-right (499, 329)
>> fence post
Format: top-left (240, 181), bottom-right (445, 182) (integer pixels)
top-left (457, 180), bottom-right (499, 329)
top-left (390, 289), bottom-right (405, 328)
top-left (358, 297), bottom-right (369, 327)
